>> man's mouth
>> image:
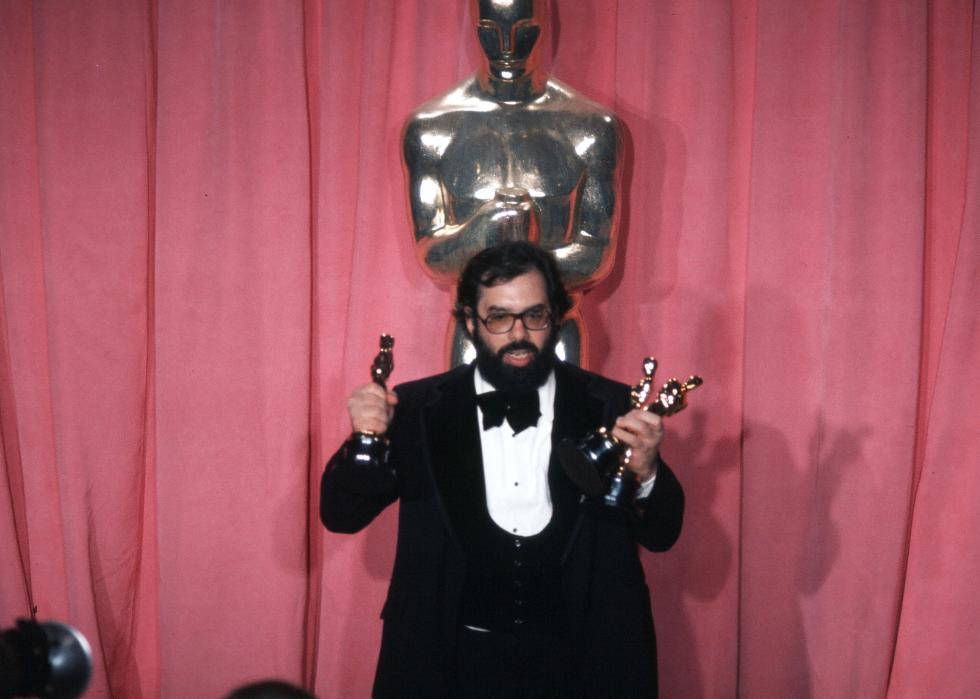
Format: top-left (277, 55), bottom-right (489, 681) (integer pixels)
top-left (502, 347), bottom-right (535, 367)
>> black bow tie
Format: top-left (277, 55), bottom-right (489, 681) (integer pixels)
top-left (476, 389), bottom-right (541, 435)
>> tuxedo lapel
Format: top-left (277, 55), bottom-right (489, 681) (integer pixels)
top-left (549, 363), bottom-right (609, 562)
top-left (551, 363), bottom-right (607, 444)
top-left (423, 365), bottom-right (482, 552)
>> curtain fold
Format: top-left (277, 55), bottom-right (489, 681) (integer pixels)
top-left (1, 1), bottom-right (976, 696)
top-left (301, 0), bottom-right (323, 689)
top-left (890, 7), bottom-right (980, 696)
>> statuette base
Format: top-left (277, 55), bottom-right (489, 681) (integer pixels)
top-left (343, 432), bottom-right (396, 493)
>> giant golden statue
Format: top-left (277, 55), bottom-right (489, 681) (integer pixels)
top-left (403, 0), bottom-right (624, 366)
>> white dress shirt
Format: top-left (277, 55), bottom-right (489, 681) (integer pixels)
top-left (474, 368), bottom-right (658, 537)
top-left (475, 368), bottom-right (556, 536)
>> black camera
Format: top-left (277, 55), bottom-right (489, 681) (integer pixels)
top-left (0, 619), bottom-right (92, 699)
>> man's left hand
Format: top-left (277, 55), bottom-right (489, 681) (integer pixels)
top-left (611, 409), bottom-right (664, 482)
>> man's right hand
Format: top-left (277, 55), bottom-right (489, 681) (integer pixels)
top-left (348, 383), bottom-right (398, 434)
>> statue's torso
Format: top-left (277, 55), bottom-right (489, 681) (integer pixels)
top-left (403, 77), bottom-right (624, 366)
top-left (406, 78), bottom-right (620, 249)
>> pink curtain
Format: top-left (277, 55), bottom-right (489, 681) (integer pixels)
top-left (1, 1), bottom-right (976, 696)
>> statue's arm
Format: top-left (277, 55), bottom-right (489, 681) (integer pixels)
top-left (403, 117), bottom-right (533, 284)
top-left (548, 115), bottom-right (624, 289)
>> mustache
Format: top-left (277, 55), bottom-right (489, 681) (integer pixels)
top-left (497, 340), bottom-right (539, 358)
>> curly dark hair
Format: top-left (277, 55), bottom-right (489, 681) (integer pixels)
top-left (452, 242), bottom-right (572, 328)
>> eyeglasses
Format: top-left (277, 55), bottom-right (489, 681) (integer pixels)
top-left (476, 305), bottom-right (553, 334)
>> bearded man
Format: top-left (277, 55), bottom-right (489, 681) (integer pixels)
top-left (321, 242), bottom-right (684, 698)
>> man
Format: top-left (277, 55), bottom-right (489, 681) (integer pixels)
top-left (403, 0), bottom-right (624, 366)
top-left (321, 243), bottom-right (683, 697)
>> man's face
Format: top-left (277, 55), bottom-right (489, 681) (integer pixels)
top-left (465, 269), bottom-right (557, 390)
top-left (473, 0), bottom-right (543, 82)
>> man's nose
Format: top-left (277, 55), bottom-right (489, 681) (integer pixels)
top-left (508, 316), bottom-right (529, 341)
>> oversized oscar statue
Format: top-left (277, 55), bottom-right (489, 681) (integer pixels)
top-left (403, 0), bottom-right (624, 367)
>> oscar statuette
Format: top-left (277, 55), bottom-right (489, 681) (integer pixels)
top-left (342, 334), bottom-right (397, 491)
top-left (558, 357), bottom-right (702, 510)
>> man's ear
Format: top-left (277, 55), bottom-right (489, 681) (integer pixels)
top-left (463, 309), bottom-right (475, 339)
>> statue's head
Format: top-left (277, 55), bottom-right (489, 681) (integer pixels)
top-left (471, 0), bottom-right (547, 84)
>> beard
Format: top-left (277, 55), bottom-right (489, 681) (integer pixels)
top-left (472, 328), bottom-right (558, 392)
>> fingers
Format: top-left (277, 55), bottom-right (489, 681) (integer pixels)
top-left (613, 410), bottom-right (664, 447)
top-left (612, 410), bottom-right (663, 479)
top-left (348, 383), bottom-right (398, 434)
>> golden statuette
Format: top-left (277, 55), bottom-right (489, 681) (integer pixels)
top-left (370, 334), bottom-right (395, 389)
top-left (344, 334), bottom-right (397, 486)
top-left (559, 356), bottom-right (703, 510)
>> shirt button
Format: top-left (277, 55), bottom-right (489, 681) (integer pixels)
top-left (514, 482), bottom-right (519, 486)
top-left (514, 619), bottom-right (524, 625)
top-left (515, 599), bottom-right (523, 606)
top-left (514, 560), bottom-right (522, 567)
top-left (514, 539), bottom-right (522, 548)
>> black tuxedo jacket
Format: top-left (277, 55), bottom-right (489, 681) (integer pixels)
top-left (321, 361), bottom-right (684, 698)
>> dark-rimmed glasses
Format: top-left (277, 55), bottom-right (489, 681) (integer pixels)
top-left (475, 305), bottom-right (553, 334)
